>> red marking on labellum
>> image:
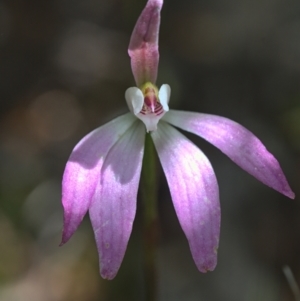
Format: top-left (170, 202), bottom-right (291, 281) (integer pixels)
top-left (140, 101), bottom-right (164, 115)
top-left (144, 96), bottom-right (156, 112)
top-left (139, 83), bottom-right (164, 116)
top-left (144, 87), bottom-right (157, 113)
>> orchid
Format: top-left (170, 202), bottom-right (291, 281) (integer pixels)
top-left (61, 0), bottom-right (295, 280)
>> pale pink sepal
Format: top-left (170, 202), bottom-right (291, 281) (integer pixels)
top-left (151, 122), bottom-right (220, 272)
top-left (163, 110), bottom-right (295, 199)
top-left (89, 122), bottom-right (145, 279)
top-left (61, 113), bottom-right (136, 245)
top-left (128, 0), bottom-right (163, 86)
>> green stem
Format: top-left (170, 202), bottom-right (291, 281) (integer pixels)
top-left (141, 133), bottom-right (159, 301)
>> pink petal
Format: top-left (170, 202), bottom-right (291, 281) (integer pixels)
top-left (151, 122), bottom-right (220, 272)
top-left (89, 122), bottom-right (145, 279)
top-left (128, 0), bottom-right (163, 86)
top-left (163, 110), bottom-right (295, 199)
top-left (61, 113), bottom-right (136, 245)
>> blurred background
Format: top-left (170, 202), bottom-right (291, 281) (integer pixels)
top-left (0, 0), bottom-right (300, 300)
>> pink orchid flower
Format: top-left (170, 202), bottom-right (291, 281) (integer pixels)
top-left (61, 0), bottom-right (294, 280)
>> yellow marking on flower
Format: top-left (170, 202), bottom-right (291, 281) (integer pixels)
top-left (140, 82), bottom-right (161, 114)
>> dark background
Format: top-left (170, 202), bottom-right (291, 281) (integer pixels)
top-left (0, 0), bottom-right (299, 300)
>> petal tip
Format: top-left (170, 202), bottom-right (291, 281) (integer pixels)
top-left (195, 245), bottom-right (219, 273)
top-left (272, 173), bottom-right (295, 199)
top-left (60, 227), bottom-right (72, 246)
top-left (286, 190), bottom-right (295, 200)
top-left (59, 240), bottom-right (65, 247)
top-left (100, 268), bottom-right (117, 280)
top-left (197, 257), bottom-right (217, 273)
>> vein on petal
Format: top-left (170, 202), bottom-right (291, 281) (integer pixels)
top-left (163, 110), bottom-right (295, 199)
top-left (151, 121), bottom-right (220, 272)
top-left (61, 113), bottom-right (136, 244)
top-left (89, 121), bottom-right (145, 279)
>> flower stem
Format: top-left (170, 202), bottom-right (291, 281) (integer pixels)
top-left (141, 133), bottom-right (159, 301)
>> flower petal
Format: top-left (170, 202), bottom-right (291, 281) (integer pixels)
top-left (151, 122), bottom-right (220, 272)
top-left (163, 110), bottom-right (295, 199)
top-left (137, 112), bottom-right (162, 132)
top-left (61, 113), bottom-right (136, 245)
top-left (158, 84), bottom-right (170, 111)
top-left (128, 0), bottom-right (163, 86)
top-left (89, 122), bottom-right (145, 279)
top-left (125, 87), bottom-right (144, 115)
